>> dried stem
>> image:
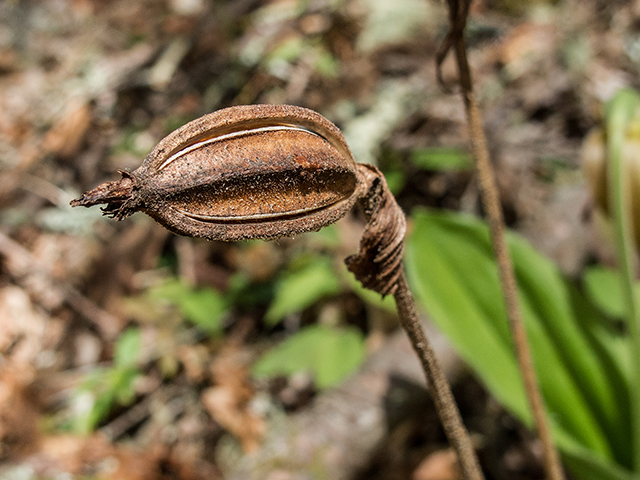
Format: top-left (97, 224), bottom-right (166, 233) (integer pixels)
top-left (394, 270), bottom-right (485, 480)
top-left (437, 1), bottom-right (566, 479)
top-left (346, 164), bottom-right (484, 479)
top-left (468, 88), bottom-right (565, 480)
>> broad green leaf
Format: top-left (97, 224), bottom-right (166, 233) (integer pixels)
top-left (550, 428), bottom-right (630, 480)
top-left (583, 266), bottom-right (626, 319)
top-left (253, 325), bottom-right (365, 389)
top-left (583, 265), bottom-right (640, 326)
top-left (405, 212), bottom-right (528, 420)
top-left (405, 209), bottom-right (623, 466)
top-left (149, 279), bottom-right (227, 335)
top-left (562, 443), bottom-right (634, 480)
top-left (509, 236), bottom-right (627, 462)
top-left (569, 285), bottom-right (631, 380)
top-left (265, 259), bottom-right (341, 326)
top-left (411, 147), bottom-right (473, 171)
top-left (566, 285), bottom-right (632, 466)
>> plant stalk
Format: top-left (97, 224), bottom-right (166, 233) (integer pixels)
top-left (437, 1), bottom-right (565, 479)
top-left (394, 270), bottom-right (485, 480)
top-left (466, 86), bottom-right (565, 480)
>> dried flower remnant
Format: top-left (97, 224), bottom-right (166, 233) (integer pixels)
top-left (71, 104), bottom-right (406, 295)
top-left (346, 164), bottom-right (406, 295)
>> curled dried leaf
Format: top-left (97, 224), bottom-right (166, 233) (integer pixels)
top-left (346, 165), bottom-right (406, 296)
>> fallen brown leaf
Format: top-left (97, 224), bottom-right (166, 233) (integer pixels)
top-left (38, 433), bottom-right (167, 480)
top-left (201, 348), bottom-right (265, 453)
top-left (42, 100), bottom-right (92, 160)
top-left (0, 362), bottom-right (39, 459)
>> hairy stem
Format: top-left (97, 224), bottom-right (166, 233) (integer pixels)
top-left (440, 1), bottom-right (565, 478)
top-left (394, 270), bottom-right (485, 480)
top-left (467, 87), bottom-right (565, 480)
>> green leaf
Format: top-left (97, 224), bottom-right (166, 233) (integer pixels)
top-left (562, 444), bottom-right (634, 480)
top-left (566, 285), bottom-right (632, 466)
top-left (111, 367), bottom-right (139, 405)
top-left (583, 265), bottom-right (640, 327)
top-left (411, 147), bottom-right (473, 171)
top-left (405, 209), bottom-right (627, 469)
top-left (511, 240), bottom-right (630, 465)
top-left (405, 211), bottom-right (529, 420)
top-left (72, 363), bottom-right (141, 434)
top-left (265, 259), bottom-right (341, 326)
top-left (149, 279), bottom-right (227, 335)
top-left (178, 288), bottom-right (227, 334)
top-left (114, 327), bottom-right (141, 369)
top-left (69, 329), bottom-right (146, 434)
top-left (252, 325), bottom-right (365, 389)
top-left (583, 266), bottom-right (626, 319)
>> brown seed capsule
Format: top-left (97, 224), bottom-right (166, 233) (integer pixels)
top-left (71, 104), bottom-right (365, 241)
top-left (71, 104), bottom-right (406, 295)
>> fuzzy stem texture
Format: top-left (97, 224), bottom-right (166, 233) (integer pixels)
top-left (438, 1), bottom-right (566, 478)
top-left (394, 270), bottom-right (485, 480)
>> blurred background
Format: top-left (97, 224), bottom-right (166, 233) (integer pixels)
top-left (0, 0), bottom-right (639, 479)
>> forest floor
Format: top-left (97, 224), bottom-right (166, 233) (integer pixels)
top-left (0, 0), bottom-right (638, 479)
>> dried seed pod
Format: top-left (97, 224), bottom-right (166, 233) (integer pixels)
top-left (71, 104), bottom-right (406, 295)
top-left (71, 105), bottom-right (364, 241)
